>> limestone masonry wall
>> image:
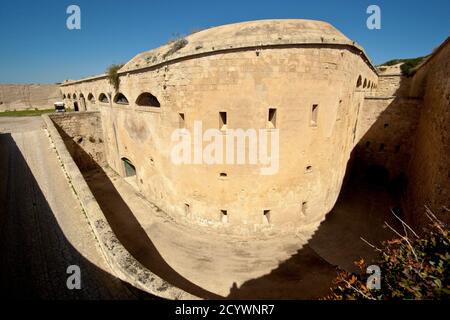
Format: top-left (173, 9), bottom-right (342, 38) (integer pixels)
top-left (59, 20), bottom-right (378, 234)
top-left (405, 38), bottom-right (450, 227)
top-left (355, 96), bottom-right (421, 179)
top-left (58, 20), bottom-right (448, 234)
top-left (0, 84), bottom-right (61, 111)
top-left (44, 114), bottom-right (196, 299)
top-left (50, 112), bottom-right (106, 171)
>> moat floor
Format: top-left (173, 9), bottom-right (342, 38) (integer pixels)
top-left (0, 117), bottom-right (152, 299)
top-left (0, 116), bottom-right (401, 299)
top-left (83, 164), bottom-right (401, 299)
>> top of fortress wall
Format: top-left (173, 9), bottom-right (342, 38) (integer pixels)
top-left (61, 19), bottom-right (377, 86)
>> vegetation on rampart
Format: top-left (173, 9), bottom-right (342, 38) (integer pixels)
top-left (380, 56), bottom-right (428, 77)
top-left (106, 64), bottom-right (124, 91)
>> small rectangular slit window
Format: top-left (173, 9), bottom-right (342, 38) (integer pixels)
top-left (184, 203), bottom-right (190, 215)
top-left (263, 210), bottom-right (271, 224)
top-left (311, 104), bottom-right (319, 127)
top-left (219, 112), bottom-right (227, 131)
top-left (305, 165), bottom-right (313, 173)
top-left (268, 108), bottom-right (277, 129)
top-left (179, 113), bottom-right (185, 128)
top-left (220, 210), bottom-right (228, 223)
top-left (302, 202), bottom-right (308, 215)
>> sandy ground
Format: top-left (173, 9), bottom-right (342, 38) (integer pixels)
top-left (0, 116), bottom-right (152, 299)
top-left (83, 163), bottom-right (401, 299)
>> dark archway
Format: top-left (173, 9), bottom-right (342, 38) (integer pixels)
top-left (99, 93), bottom-right (109, 104)
top-left (87, 93), bottom-right (95, 104)
top-left (356, 75), bottom-right (362, 88)
top-left (136, 92), bottom-right (160, 108)
top-left (114, 93), bottom-right (129, 105)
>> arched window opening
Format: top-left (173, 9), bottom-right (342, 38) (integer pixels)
top-left (63, 94), bottom-right (66, 99)
top-left (135, 92), bottom-right (160, 108)
top-left (114, 93), bottom-right (129, 105)
top-left (121, 157), bottom-right (136, 177)
top-left (67, 94), bottom-right (71, 99)
top-left (79, 93), bottom-right (84, 98)
top-left (73, 94), bottom-right (77, 99)
top-left (87, 93), bottom-right (95, 103)
top-left (356, 75), bottom-right (362, 87)
top-left (99, 93), bottom-right (109, 104)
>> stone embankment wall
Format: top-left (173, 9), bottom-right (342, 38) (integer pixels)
top-left (50, 112), bottom-right (106, 171)
top-left (405, 38), bottom-right (450, 227)
top-left (354, 38), bottom-right (450, 228)
top-left (44, 113), bottom-right (197, 299)
top-left (0, 84), bottom-right (61, 111)
top-left (354, 63), bottom-right (421, 180)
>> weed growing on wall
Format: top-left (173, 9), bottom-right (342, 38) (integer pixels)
top-left (163, 38), bottom-right (188, 59)
top-left (106, 64), bottom-right (124, 91)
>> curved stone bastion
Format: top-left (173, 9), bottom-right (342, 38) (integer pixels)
top-left (60, 19), bottom-right (378, 235)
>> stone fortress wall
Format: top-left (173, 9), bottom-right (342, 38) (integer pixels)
top-left (60, 20), bottom-right (378, 234)
top-left (354, 64), bottom-right (421, 180)
top-left (405, 38), bottom-right (450, 226)
top-left (352, 37), bottom-right (449, 227)
top-left (50, 112), bottom-right (106, 171)
top-left (0, 84), bottom-right (62, 111)
top-left (59, 19), bottom-right (448, 232)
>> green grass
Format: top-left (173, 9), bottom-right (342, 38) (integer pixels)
top-left (0, 108), bottom-right (60, 117)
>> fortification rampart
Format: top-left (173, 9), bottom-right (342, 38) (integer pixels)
top-left (58, 20), bottom-right (378, 234)
top-left (405, 38), bottom-right (450, 227)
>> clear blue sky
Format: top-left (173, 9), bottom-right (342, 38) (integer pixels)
top-left (0, 0), bottom-right (448, 83)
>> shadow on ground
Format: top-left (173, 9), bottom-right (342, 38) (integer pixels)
top-left (227, 154), bottom-right (403, 299)
top-left (55, 126), bottom-right (222, 299)
top-left (0, 133), bottom-right (154, 299)
top-left (55, 120), bottom-right (403, 299)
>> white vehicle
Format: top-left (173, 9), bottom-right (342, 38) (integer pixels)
top-left (54, 102), bottom-right (65, 112)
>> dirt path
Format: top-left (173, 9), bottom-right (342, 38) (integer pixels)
top-left (0, 117), bottom-right (152, 299)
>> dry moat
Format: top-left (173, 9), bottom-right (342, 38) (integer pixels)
top-left (0, 19), bottom-right (448, 299)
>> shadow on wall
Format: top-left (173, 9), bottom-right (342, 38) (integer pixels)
top-left (226, 77), bottom-right (419, 298)
top-left (51, 74), bottom-right (421, 299)
top-left (52, 81), bottom-right (416, 299)
top-left (54, 119), bottom-right (405, 299)
top-left (226, 153), bottom-right (403, 299)
top-left (0, 133), bottom-right (154, 299)
top-left (54, 124), bottom-right (221, 299)
top-left (57, 123), bottom-right (341, 299)
top-left (350, 75), bottom-right (422, 226)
